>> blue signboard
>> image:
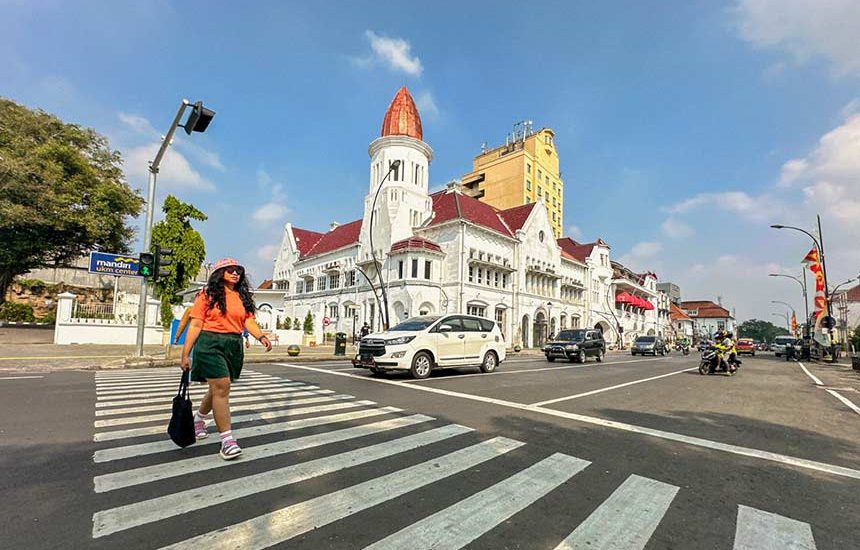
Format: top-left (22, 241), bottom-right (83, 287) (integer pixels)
top-left (88, 252), bottom-right (142, 278)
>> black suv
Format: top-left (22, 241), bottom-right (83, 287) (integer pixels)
top-left (544, 329), bottom-right (606, 363)
top-left (631, 336), bottom-right (667, 356)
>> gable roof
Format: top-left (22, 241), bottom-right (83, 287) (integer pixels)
top-left (670, 303), bottom-right (692, 322)
top-left (679, 300), bottom-right (733, 319)
top-left (844, 284), bottom-right (860, 302)
top-left (497, 202), bottom-right (536, 233)
top-left (257, 279), bottom-right (273, 290)
top-left (294, 219), bottom-right (362, 259)
top-left (428, 190), bottom-right (514, 237)
top-left (557, 237), bottom-right (607, 262)
top-left (292, 227), bottom-right (324, 257)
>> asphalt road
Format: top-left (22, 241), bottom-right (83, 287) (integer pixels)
top-left (1, 352), bottom-right (858, 549)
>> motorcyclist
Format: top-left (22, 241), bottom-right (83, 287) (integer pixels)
top-left (714, 330), bottom-right (738, 373)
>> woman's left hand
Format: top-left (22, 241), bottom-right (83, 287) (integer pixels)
top-left (260, 336), bottom-right (273, 352)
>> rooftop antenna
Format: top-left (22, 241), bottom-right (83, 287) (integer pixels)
top-left (717, 295), bottom-right (723, 306)
top-left (481, 142), bottom-right (488, 153)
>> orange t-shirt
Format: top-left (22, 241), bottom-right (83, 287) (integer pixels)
top-left (190, 289), bottom-right (254, 334)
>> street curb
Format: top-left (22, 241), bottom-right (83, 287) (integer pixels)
top-left (88, 353), bottom-right (353, 371)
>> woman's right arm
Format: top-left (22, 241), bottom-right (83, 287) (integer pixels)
top-left (180, 319), bottom-right (204, 370)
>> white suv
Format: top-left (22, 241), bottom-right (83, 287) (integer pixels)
top-left (352, 315), bottom-right (506, 379)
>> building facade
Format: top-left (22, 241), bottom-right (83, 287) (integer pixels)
top-left (461, 122), bottom-right (564, 238)
top-left (268, 87), bottom-right (667, 348)
top-left (678, 300), bottom-right (736, 340)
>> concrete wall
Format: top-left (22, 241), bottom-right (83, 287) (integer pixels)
top-left (53, 292), bottom-right (163, 345)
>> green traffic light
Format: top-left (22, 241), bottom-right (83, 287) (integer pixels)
top-left (141, 266), bottom-right (151, 276)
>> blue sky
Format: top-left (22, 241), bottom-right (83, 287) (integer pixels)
top-left (3, 0), bottom-right (859, 322)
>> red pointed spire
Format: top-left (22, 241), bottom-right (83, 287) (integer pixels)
top-left (381, 86), bottom-right (423, 140)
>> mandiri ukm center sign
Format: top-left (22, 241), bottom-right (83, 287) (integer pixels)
top-left (88, 252), bottom-right (142, 278)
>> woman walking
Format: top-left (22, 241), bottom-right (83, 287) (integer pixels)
top-left (181, 258), bottom-right (272, 459)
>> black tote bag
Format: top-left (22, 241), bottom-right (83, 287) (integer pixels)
top-left (167, 370), bottom-right (196, 448)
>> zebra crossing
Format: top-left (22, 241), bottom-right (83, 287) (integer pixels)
top-left (91, 367), bottom-right (821, 549)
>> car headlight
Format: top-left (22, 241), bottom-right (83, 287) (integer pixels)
top-left (566, 344), bottom-right (578, 350)
top-left (390, 351), bottom-right (407, 358)
top-left (386, 336), bottom-right (415, 346)
top-left (543, 345), bottom-right (551, 352)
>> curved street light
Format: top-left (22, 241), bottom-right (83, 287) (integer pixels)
top-left (368, 159), bottom-right (401, 330)
top-left (771, 312), bottom-right (790, 329)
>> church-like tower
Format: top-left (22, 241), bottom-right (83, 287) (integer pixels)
top-left (359, 87), bottom-right (434, 263)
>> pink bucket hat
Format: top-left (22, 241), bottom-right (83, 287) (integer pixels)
top-left (213, 257), bottom-right (243, 272)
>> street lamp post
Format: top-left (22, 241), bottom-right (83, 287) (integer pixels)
top-left (771, 312), bottom-right (790, 330)
top-left (136, 99), bottom-right (215, 356)
top-left (368, 160), bottom-right (401, 330)
top-left (771, 300), bottom-right (796, 335)
top-left (769, 273), bottom-right (809, 337)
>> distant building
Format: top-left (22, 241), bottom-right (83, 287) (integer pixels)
top-left (461, 122), bottom-right (565, 238)
top-left (656, 282), bottom-right (681, 304)
top-left (670, 303), bottom-right (694, 341)
top-left (678, 300), bottom-right (735, 339)
top-left (834, 284), bottom-right (860, 348)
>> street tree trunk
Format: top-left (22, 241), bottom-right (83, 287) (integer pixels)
top-left (0, 268), bottom-right (14, 306)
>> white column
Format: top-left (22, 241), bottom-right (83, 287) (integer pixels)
top-left (56, 292), bottom-right (76, 322)
top-left (145, 298), bottom-right (161, 327)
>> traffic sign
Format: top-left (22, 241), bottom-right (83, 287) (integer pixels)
top-left (88, 252), bottom-right (142, 278)
top-left (323, 317), bottom-right (331, 327)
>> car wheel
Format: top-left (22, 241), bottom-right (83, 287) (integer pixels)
top-left (577, 350), bottom-right (586, 363)
top-left (480, 351), bottom-right (498, 373)
top-left (596, 349), bottom-right (604, 362)
top-left (660, 349), bottom-right (665, 356)
top-left (410, 352), bottom-right (433, 379)
top-left (546, 355), bottom-right (556, 363)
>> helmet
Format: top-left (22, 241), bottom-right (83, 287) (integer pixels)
top-left (725, 331), bottom-right (733, 339)
top-left (714, 330), bottom-right (725, 340)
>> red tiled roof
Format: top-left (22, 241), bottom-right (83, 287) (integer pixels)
top-left (498, 203), bottom-right (536, 233)
top-left (292, 228), bottom-right (324, 257)
top-left (845, 284), bottom-right (860, 302)
top-left (390, 236), bottom-right (443, 254)
top-left (381, 87), bottom-right (423, 141)
top-left (670, 303), bottom-right (692, 321)
top-left (428, 191), bottom-right (514, 237)
top-left (560, 250), bottom-right (577, 261)
top-left (301, 219), bottom-right (363, 258)
top-left (679, 301), bottom-right (732, 318)
top-left (557, 237), bottom-right (604, 262)
top-left (258, 279), bottom-right (273, 290)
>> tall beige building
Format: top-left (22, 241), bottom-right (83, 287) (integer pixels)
top-left (462, 122), bottom-right (564, 237)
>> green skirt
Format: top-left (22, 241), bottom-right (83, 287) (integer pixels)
top-left (190, 331), bottom-right (244, 382)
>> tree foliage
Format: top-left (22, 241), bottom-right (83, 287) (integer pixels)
top-left (303, 311), bottom-right (314, 335)
top-left (851, 326), bottom-right (860, 352)
top-left (0, 98), bottom-right (143, 304)
top-left (151, 195), bottom-right (207, 328)
top-left (737, 319), bottom-right (789, 343)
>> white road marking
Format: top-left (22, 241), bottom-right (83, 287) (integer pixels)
top-left (94, 413), bottom-right (431, 492)
top-left (92, 424), bottom-right (472, 537)
top-left (95, 390), bottom-right (353, 416)
top-left (93, 399), bottom-right (379, 442)
top-left (158, 436), bottom-right (524, 550)
top-left (0, 375), bottom-right (44, 380)
top-left (94, 384), bottom-right (323, 407)
top-left (531, 367), bottom-right (697, 406)
top-left (94, 373), bottom-right (272, 388)
top-left (733, 505), bottom-right (817, 550)
top-left (366, 453), bottom-right (590, 550)
top-left (96, 379), bottom-right (303, 397)
top-left (93, 402), bottom-right (382, 462)
top-left (825, 389), bottom-right (860, 416)
top-left (554, 474), bottom-right (678, 550)
top-left (275, 363), bottom-right (860, 481)
top-left (796, 362), bottom-right (823, 386)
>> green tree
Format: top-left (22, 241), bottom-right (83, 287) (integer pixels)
top-left (303, 311), bottom-right (314, 335)
top-left (0, 98), bottom-right (143, 304)
top-left (737, 319), bottom-right (790, 343)
top-left (151, 195), bottom-right (207, 328)
top-left (850, 326), bottom-right (860, 352)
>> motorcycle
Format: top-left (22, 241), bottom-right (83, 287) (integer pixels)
top-left (676, 342), bottom-right (691, 356)
top-left (698, 346), bottom-right (740, 376)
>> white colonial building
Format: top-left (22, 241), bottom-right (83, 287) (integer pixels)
top-left (268, 87), bottom-right (665, 348)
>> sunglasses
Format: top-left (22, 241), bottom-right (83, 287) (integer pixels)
top-left (224, 267), bottom-right (244, 275)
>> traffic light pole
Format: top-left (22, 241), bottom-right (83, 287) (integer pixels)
top-left (135, 100), bottom-right (192, 357)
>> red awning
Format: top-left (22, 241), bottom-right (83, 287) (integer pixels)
top-left (615, 292), bottom-right (636, 304)
top-left (640, 298), bottom-right (654, 310)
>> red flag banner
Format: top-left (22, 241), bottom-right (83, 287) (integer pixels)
top-left (791, 312), bottom-right (798, 336)
top-left (802, 248), bottom-right (828, 328)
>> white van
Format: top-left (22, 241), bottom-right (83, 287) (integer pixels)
top-left (353, 315), bottom-right (506, 379)
top-left (772, 335), bottom-right (796, 357)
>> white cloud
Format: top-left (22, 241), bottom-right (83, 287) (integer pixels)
top-left (252, 203), bottom-right (288, 223)
top-left (618, 241), bottom-right (663, 272)
top-left (667, 191), bottom-right (776, 223)
top-left (251, 168), bottom-right (289, 224)
top-left (123, 143), bottom-right (215, 192)
top-left (256, 243), bottom-right (279, 262)
top-left (660, 217), bottom-right (694, 240)
top-left (118, 111), bottom-right (225, 172)
top-left (566, 224), bottom-right (584, 240)
top-left (118, 112), bottom-right (157, 135)
top-left (415, 90), bottom-right (439, 119)
top-left (363, 30), bottom-right (423, 76)
top-left (735, 0), bottom-right (860, 76)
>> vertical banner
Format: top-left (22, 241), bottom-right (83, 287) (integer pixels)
top-left (791, 312), bottom-right (798, 337)
top-left (802, 248), bottom-right (830, 346)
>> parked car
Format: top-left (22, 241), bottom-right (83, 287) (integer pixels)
top-left (736, 338), bottom-right (756, 356)
top-left (544, 329), bottom-right (606, 363)
top-left (771, 335), bottom-right (796, 357)
top-left (352, 315), bottom-right (506, 379)
top-left (631, 336), bottom-right (667, 356)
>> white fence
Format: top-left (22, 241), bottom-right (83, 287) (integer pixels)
top-left (54, 292), bottom-right (164, 345)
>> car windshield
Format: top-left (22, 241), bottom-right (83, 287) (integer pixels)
top-left (636, 336), bottom-right (656, 343)
top-left (773, 336), bottom-right (795, 345)
top-left (389, 316), bottom-right (440, 331)
top-left (555, 330), bottom-right (586, 341)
